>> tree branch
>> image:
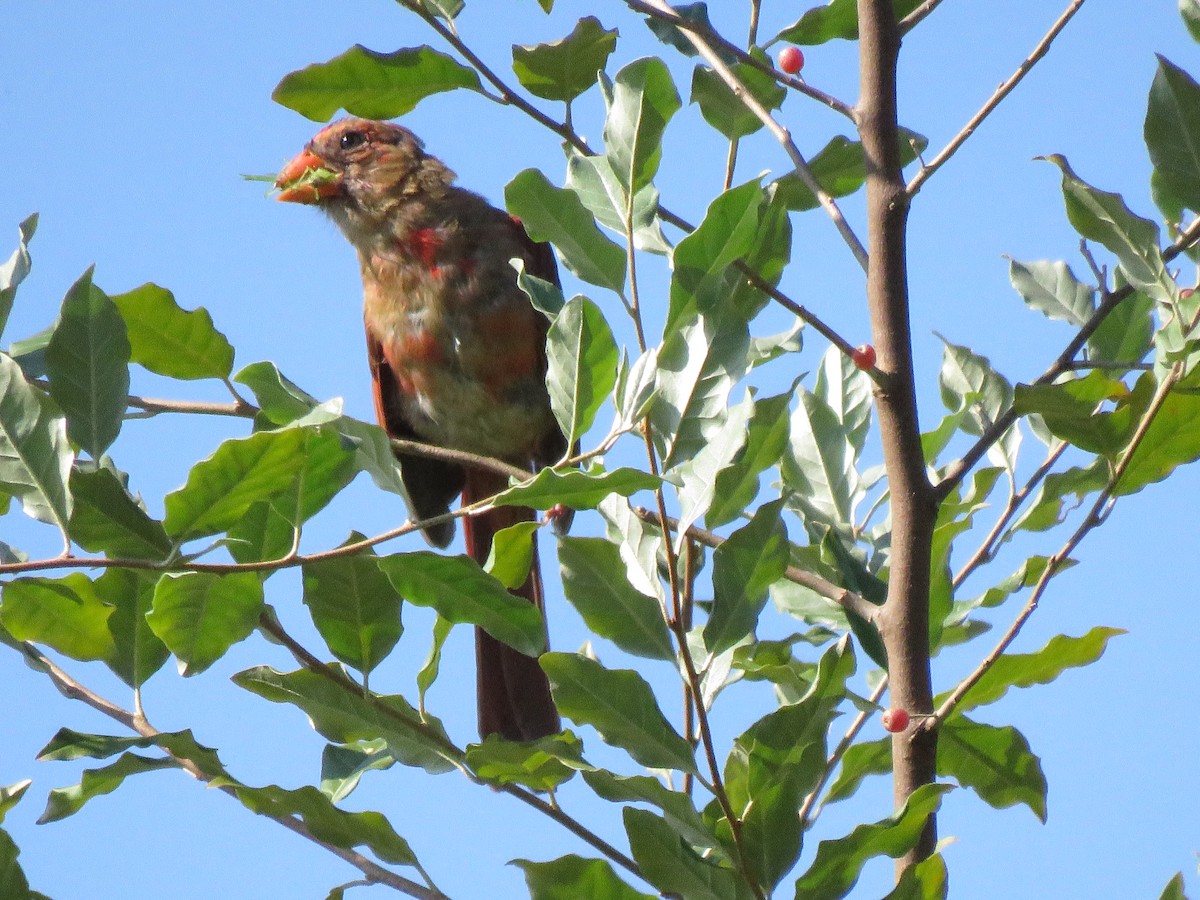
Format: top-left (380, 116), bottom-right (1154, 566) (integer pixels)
top-left (906, 0), bottom-right (1088, 197)
top-left (636, 0), bottom-right (869, 272)
top-left (856, 0), bottom-right (939, 871)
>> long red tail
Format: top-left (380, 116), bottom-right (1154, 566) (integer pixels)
top-left (461, 468), bottom-right (560, 741)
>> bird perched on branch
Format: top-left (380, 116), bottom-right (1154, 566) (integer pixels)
top-left (275, 118), bottom-right (565, 741)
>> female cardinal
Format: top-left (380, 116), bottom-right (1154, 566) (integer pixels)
top-left (275, 118), bottom-right (565, 741)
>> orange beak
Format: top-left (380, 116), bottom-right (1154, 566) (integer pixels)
top-left (274, 149), bottom-right (342, 203)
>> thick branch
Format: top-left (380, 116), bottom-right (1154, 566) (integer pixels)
top-left (856, 0), bottom-right (939, 871)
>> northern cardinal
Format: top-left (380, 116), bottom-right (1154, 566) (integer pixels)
top-left (275, 118), bottom-right (565, 741)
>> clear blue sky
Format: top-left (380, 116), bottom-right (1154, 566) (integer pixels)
top-left (2, 1), bottom-right (1197, 897)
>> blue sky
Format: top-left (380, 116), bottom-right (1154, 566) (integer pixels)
top-left (2, 1), bottom-right (1198, 898)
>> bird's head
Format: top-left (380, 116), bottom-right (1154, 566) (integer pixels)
top-left (275, 119), bottom-right (456, 237)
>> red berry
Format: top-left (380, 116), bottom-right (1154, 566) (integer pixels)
top-left (778, 46), bottom-right (805, 75)
top-left (882, 708), bottom-right (910, 733)
top-left (1181, 288), bottom-right (1195, 299)
top-left (851, 344), bottom-right (877, 370)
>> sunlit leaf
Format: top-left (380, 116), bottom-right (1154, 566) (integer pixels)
top-left (546, 296), bottom-right (619, 446)
top-left (514, 855), bottom-right (655, 900)
top-left (0, 214), bottom-right (37, 340)
top-left (273, 45), bottom-right (482, 121)
top-left (511, 16), bottom-right (617, 102)
top-left (111, 283), bottom-right (233, 380)
top-left (0, 574), bottom-right (114, 662)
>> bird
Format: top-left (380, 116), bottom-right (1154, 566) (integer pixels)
top-left (274, 118), bottom-right (566, 741)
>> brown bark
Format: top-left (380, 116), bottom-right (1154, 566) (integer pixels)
top-left (856, 0), bottom-right (941, 872)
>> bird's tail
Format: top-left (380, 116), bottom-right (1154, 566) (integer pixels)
top-left (461, 468), bottom-right (560, 742)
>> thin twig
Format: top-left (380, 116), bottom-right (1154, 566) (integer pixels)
top-left (636, 0), bottom-right (869, 272)
top-left (930, 363), bottom-right (1185, 726)
top-left (624, 0), bottom-right (857, 120)
top-left (936, 215), bottom-right (1200, 500)
top-left (897, 0), bottom-right (949, 34)
top-left (798, 677), bottom-right (889, 828)
top-left (906, 0), bottom-right (1088, 197)
top-left (631, 507), bottom-right (882, 624)
top-left (16, 640), bottom-right (446, 899)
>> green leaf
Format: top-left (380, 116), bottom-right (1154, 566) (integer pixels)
top-left (565, 152), bottom-right (671, 254)
top-left (485, 521), bottom-right (539, 589)
top-left (147, 572), bottom-right (264, 676)
top-left (937, 336), bottom-right (1013, 435)
top-left (938, 717), bottom-right (1047, 821)
top-left (466, 731), bottom-right (583, 792)
top-left (1012, 371), bottom-right (1145, 455)
top-left (943, 626), bottom-right (1125, 714)
top-left (0, 352), bottom-right (73, 537)
top-left (1013, 461), bottom-right (1108, 532)
top-left (643, 3), bottom-right (729, 61)
top-left (1145, 56), bottom-right (1200, 215)
top-left (546, 296), bottom-right (619, 446)
top-left (1183, 0), bottom-right (1200, 42)
top-left (793, 783), bottom-right (953, 899)
top-left (705, 499), bottom-right (788, 655)
top-left (1043, 154), bottom-right (1174, 302)
top-left (514, 855), bottom-right (655, 900)
top-left (272, 44), bottom-right (482, 121)
top-left (652, 306), bottom-right (750, 470)
top-left (320, 740), bottom-right (393, 802)
top-left (558, 536), bottom-right (674, 660)
top-left (0, 781), bottom-right (30, 824)
top-left (227, 425), bottom-right (358, 564)
top-left (514, 261), bottom-right (566, 317)
top-left (97, 568), bottom-right (170, 688)
top-left (68, 461), bottom-right (171, 559)
top-left (505, 169), bottom-right (626, 292)
top-left (624, 807), bottom-right (750, 900)
top-left (1158, 872), bottom-right (1189, 900)
top-left (782, 388), bottom-right (861, 533)
top-left (883, 853), bottom-right (949, 900)
top-left (774, 130), bottom-right (928, 211)
top-left (0, 828), bottom-right (32, 900)
top-left (304, 542), bottom-right (403, 677)
top-left (163, 427), bottom-right (309, 541)
top-left (774, 0), bottom-right (925, 45)
top-left (511, 16), bottom-right (618, 102)
top-left (219, 781), bottom-right (420, 867)
top-left (1088, 289), bottom-right (1153, 363)
top-left (418, 0), bottom-right (462, 20)
top-left (824, 736), bottom-right (889, 805)
top-left (0, 574), bottom-right (114, 661)
top-left (691, 56), bottom-right (787, 141)
top-left (581, 770), bottom-right (720, 853)
top-left (815, 346), bottom-right (872, 454)
top-left (541, 652), bottom-right (697, 772)
top-left (674, 393), bottom-right (752, 541)
top-left (493, 465), bottom-right (660, 510)
top-left (1115, 371), bottom-right (1200, 495)
top-left (1008, 258), bottom-right (1095, 327)
top-left (37, 728), bottom-right (225, 776)
top-left (234, 361), bottom-right (319, 425)
top-left (233, 665), bottom-right (458, 774)
top-left (38, 753), bottom-right (178, 823)
top-left (416, 615), bottom-right (453, 711)
top-left (604, 57), bottom-right (681, 194)
top-left (44, 270), bottom-right (129, 457)
top-left (111, 283), bottom-right (233, 380)
top-left (377, 552), bottom-right (545, 656)
top-left (708, 389), bottom-right (792, 528)
top-left (0, 214), bottom-right (37, 340)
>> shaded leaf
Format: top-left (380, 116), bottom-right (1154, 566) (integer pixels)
top-left (97, 567), bottom-right (170, 688)
top-left (691, 55), bottom-right (786, 141)
top-left (377, 552), bottom-right (545, 656)
top-left (0, 352), bottom-right (73, 536)
top-left (493, 465), bottom-right (660, 510)
top-left (45, 270), bottom-right (129, 456)
top-left (546, 296), bottom-right (619, 446)
top-left (624, 807), bottom-right (750, 900)
top-left (559, 536), bottom-right (673, 660)
top-left (39, 753), bottom-right (178, 823)
top-left (466, 731), bottom-right (584, 792)
top-left (1145, 56), bottom-right (1200, 215)
top-left (582, 770), bottom-right (720, 853)
top-left (68, 461), bottom-right (171, 559)
top-left (775, 0), bottom-right (925, 45)
top-left (233, 665), bottom-right (458, 774)
top-left (705, 499), bottom-right (788, 655)
top-left (793, 783), bottom-right (953, 899)
top-left (774, 130), bottom-right (927, 211)
top-left (505, 169), bottom-right (626, 292)
top-left (542, 652), bottom-right (696, 772)
top-left (939, 717), bottom-right (1047, 821)
top-left (708, 389), bottom-right (792, 528)
top-left (0, 214), bottom-right (37, 340)
top-left (514, 855), bottom-right (655, 900)
top-left (234, 361), bottom-right (319, 425)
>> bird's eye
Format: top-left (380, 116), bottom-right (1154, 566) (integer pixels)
top-left (339, 131), bottom-right (366, 150)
